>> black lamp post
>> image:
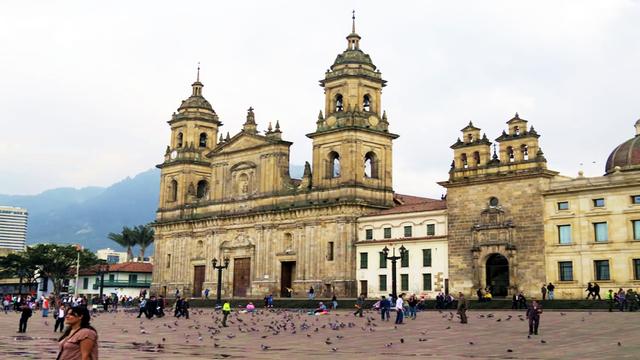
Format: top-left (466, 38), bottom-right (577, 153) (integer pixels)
top-left (382, 245), bottom-right (408, 300)
top-left (212, 257), bottom-right (230, 307)
top-left (97, 263), bottom-right (110, 299)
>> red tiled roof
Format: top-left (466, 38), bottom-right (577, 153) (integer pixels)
top-left (361, 193), bottom-right (447, 217)
top-left (78, 262), bottom-right (153, 276)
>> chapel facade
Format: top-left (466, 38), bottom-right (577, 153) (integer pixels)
top-left (151, 18), bottom-right (398, 298)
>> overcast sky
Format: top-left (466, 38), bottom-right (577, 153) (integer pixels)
top-left (1, 1), bottom-right (639, 198)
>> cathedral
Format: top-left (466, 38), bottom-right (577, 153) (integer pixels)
top-left (151, 18), bottom-right (398, 298)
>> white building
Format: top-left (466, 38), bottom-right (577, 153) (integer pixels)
top-left (96, 248), bottom-right (129, 264)
top-left (356, 194), bottom-right (448, 299)
top-left (75, 262), bottom-right (153, 298)
top-left (0, 206), bottom-right (28, 251)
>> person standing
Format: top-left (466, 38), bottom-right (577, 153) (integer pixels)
top-left (56, 306), bottom-right (99, 360)
top-left (42, 296), bottom-right (50, 317)
top-left (540, 284), bottom-right (547, 300)
top-left (308, 287), bottom-right (315, 300)
top-left (546, 283), bottom-right (555, 300)
top-left (222, 301), bottom-right (231, 327)
top-left (593, 283), bottom-right (601, 300)
top-left (157, 296), bottom-right (165, 317)
top-left (456, 292), bottom-right (468, 324)
top-left (380, 296), bottom-right (390, 321)
top-left (204, 288), bottom-right (210, 300)
top-left (395, 293), bottom-right (405, 325)
top-left (407, 295), bottom-right (418, 320)
top-left (526, 300), bottom-right (543, 335)
top-left (354, 293), bottom-right (365, 317)
top-left (54, 305), bottom-right (66, 332)
top-left (18, 301), bottom-right (32, 333)
top-left (145, 295), bottom-right (158, 319)
top-left (607, 289), bottom-right (615, 312)
top-left (331, 294), bottom-right (338, 310)
top-left (182, 298), bottom-right (190, 319)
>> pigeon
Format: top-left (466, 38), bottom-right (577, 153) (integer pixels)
top-left (617, 342), bottom-right (621, 346)
top-left (507, 349), bottom-right (513, 353)
top-left (261, 344), bottom-right (270, 351)
top-left (331, 348), bottom-right (338, 352)
top-left (469, 342), bottom-right (474, 345)
top-left (400, 338), bottom-right (404, 344)
top-left (541, 340), bottom-right (547, 344)
top-left (384, 343), bottom-right (393, 348)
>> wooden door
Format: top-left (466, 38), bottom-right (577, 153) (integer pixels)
top-left (280, 262), bottom-right (294, 297)
top-left (233, 258), bottom-right (251, 297)
top-left (360, 280), bottom-right (368, 298)
top-left (193, 265), bottom-right (205, 297)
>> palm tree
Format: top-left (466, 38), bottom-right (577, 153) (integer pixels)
top-left (107, 226), bottom-right (135, 262)
top-left (131, 224), bottom-right (155, 260)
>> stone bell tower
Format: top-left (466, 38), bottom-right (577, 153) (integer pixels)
top-left (307, 13), bottom-right (398, 207)
top-left (157, 67), bottom-right (222, 211)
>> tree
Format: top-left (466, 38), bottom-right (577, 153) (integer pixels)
top-left (107, 226), bottom-right (135, 262)
top-left (131, 224), bottom-right (155, 260)
top-left (26, 244), bottom-right (99, 295)
top-left (0, 252), bottom-right (37, 295)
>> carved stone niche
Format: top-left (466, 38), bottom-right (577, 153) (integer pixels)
top-left (230, 161), bottom-right (257, 197)
top-left (471, 206), bottom-right (516, 248)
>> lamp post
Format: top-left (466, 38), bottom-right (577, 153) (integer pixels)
top-left (97, 263), bottom-right (110, 300)
top-left (211, 257), bottom-right (230, 307)
top-left (382, 245), bottom-right (408, 300)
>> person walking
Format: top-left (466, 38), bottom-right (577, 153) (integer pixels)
top-left (42, 296), bottom-right (50, 317)
top-left (354, 293), bottom-right (365, 317)
top-left (526, 300), bottom-right (543, 335)
top-left (18, 301), bottom-right (32, 333)
top-left (222, 301), bottom-right (231, 327)
top-left (540, 284), bottom-right (547, 300)
top-left (407, 295), bottom-right (418, 320)
top-left (546, 283), bottom-right (555, 300)
top-left (182, 298), bottom-right (190, 319)
top-left (137, 298), bottom-right (147, 318)
top-left (593, 283), bottom-right (601, 300)
top-left (585, 283), bottom-right (594, 299)
top-left (54, 304), bottom-right (66, 332)
top-left (56, 306), bottom-right (99, 360)
top-left (380, 296), bottom-right (390, 321)
top-left (457, 292), bottom-right (468, 324)
top-left (395, 293), bottom-right (405, 325)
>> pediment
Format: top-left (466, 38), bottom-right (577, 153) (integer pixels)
top-left (208, 133), bottom-right (273, 156)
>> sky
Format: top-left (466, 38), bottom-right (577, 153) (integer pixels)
top-left (1, 0), bottom-right (639, 198)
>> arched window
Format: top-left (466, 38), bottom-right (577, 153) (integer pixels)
top-left (328, 151), bottom-right (340, 178)
top-left (177, 133), bottom-right (183, 148)
top-left (521, 144), bottom-right (529, 160)
top-left (507, 146), bottom-right (515, 162)
top-left (363, 94), bottom-right (371, 112)
top-left (514, 126), bottom-right (520, 135)
top-left (364, 152), bottom-right (378, 178)
top-left (461, 153), bottom-right (468, 169)
top-left (199, 133), bottom-right (207, 148)
top-left (169, 179), bottom-right (178, 202)
top-left (473, 151), bottom-right (481, 166)
top-left (467, 134), bottom-right (474, 143)
top-left (335, 94), bottom-right (344, 112)
top-left (196, 180), bottom-right (208, 199)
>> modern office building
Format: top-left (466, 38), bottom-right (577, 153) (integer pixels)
top-left (0, 206), bottom-right (28, 251)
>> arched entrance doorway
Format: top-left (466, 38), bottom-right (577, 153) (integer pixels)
top-left (486, 254), bottom-right (509, 297)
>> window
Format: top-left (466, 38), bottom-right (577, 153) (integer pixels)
top-left (426, 224), bottom-right (435, 236)
top-left (594, 222), bottom-right (608, 242)
top-left (401, 250), bottom-right (409, 267)
top-left (634, 259), bottom-right (640, 280)
top-left (507, 146), bottom-right (514, 162)
top-left (383, 227), bottom-right (391, 239)
top-left (379, 252), bottom-right (387, 268)
top-left (177, 132), bottom-right (183, 148)
top-left (400, 274), bottom-right (409, 291)
top-left (521, 144), bottom-right (529, 160)
top-left (328, 152), bottom-right (340, 178)
top-left (423, 249), bottom-right (432, 267)
top-left (108, 274), bottom-right (115, 282)
top-left (632, 195), bottom-right (640, 205)
top-left (360, 252), bottom-right (368, 269)
top-left (169, 180), bottom-right (178, 202)
top-left (473, 151), bottom-right (480, 166)
top-left (633, 220), bottom-right (640, 240)
top-left (557, 201), bottom-right (569, 211)
top-left (461, 153), bottom-right (468, 168)
top-left (365, 229), bottom-right (373, 240)
top-left (364, 152), bottom-right (378, 178)
top-left (379, 275), bottom-right (387, 291)
top-left (558, 262), bottom-right (573, 281)
top-left (166, 254), bottom-right (171, 268)
top-left (327, 242), bottom-right (334, 261)
top-left (593, 198), bottom-right (605, 208)
top-left (558, 225), bottom-right (572, 245)
top-left (199, 133), bottom-right (207, 148)
top-left (423, 273), bottom-right (432, 291)
top-left (363, 94), bottom-right (371, 112)
top-left (196, 180), bottom-right (208, 199)
top-left (594, 260), bottom-right (610, 280)
top-left (335, 94), bottom-right (344, 112)
top-left (404, 226), bottom-right (412, 238)
top-left (128, 274), bottom-right (138, 283)
top-left (82, 278), bottom-right (89, 290)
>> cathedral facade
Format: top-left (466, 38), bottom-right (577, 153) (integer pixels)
top-left (151, 20), bottom-right (397, 298)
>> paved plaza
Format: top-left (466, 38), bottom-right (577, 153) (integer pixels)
top-left (0, 308), bottom-right (637, 359)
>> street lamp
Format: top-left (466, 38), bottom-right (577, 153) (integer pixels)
top-left (212, 257), bottom-right (230, 307)
top-left (382, 244), bottom-right (408, 300)
top-left (97, 263), bottom-right (110, 300)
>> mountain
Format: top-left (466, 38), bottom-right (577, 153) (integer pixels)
top-left (0, 165), bottom-right (306, 252)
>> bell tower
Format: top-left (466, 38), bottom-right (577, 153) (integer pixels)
top-left (157, 66), bottom-right (222, 210)
top-left (307, 13), bottom-right (398, 206)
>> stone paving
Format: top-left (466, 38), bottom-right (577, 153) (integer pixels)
top-left (0, 307), bottom-right (637, 359)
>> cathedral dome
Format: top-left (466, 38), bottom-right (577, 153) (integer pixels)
top-left (605, 120), bottom-right (640, 174)
top-left (332, 48), bottom-right (376, 69)
top-left (178, 81), bottom-right (214, 111)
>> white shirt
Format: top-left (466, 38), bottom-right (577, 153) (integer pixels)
top-left (395, 298), bottom-right (404, 310)
top-left (58, 308), bottom-right (65, 318)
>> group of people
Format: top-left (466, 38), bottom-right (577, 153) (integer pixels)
top-left (476, 288), bottom-right (493, 302)
top-left (607, 288), bottom-right (640, 311)
top-left (585, 282), bottom-right (602, 300)
top-left (511, 292), bottom-right (528, 309)
top-left (137, 295), bottom-right (166, 319)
